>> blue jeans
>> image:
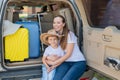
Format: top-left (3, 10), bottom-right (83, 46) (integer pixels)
top-left (53, 61), bottom-right (86, 80)
top-left (42, 64), bottom-right (56, 80)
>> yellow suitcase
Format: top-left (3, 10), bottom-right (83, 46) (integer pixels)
top-left (5, 28), bottom-right (29, 62)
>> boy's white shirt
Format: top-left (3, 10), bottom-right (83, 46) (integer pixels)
top-left (43, 45), bottom-right (64, 57)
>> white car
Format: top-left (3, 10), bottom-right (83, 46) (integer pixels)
top-left (0, 0), bottom-right (120, 80)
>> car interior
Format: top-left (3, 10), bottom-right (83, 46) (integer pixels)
top-left (3, 0), bottom-right (77, 69)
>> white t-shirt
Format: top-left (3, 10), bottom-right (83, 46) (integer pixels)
top-left (65, 31), bottom-right (86, 61)
top-left (43, 45), bottom-right (64, 57)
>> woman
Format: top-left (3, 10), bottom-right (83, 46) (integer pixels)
top-left (46, 15), bottom-right (86, 80)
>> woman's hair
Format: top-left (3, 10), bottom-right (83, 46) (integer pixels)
top-left (54, 15), bottom-right (69, 50)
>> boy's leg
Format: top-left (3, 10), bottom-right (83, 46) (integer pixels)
top-left (48, 69), bottom-right (56, 80)
top-left (42, 64), bottom-right (48, 80)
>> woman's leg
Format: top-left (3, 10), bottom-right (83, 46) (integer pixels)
top-left (63, 61), bottom-right (86, 80)
top-left (53, 62), bottom-right (70, 80)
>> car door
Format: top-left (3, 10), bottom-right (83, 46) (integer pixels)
top-left (75, 0), bottom-right (120, 79)
top-left (0, 0), bottom-right (8, 71)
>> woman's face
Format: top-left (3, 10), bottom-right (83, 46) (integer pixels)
top-left (53, 17), bottom-right (65, 32)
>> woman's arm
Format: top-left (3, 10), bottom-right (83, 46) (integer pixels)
top-left (47, 54), bottom-right (60, 61)
top-left (42, 56), bottom-right (50, 69)
top-left (43, 56), bottom-right (57, 72)
top-left (46, 55), bottom-right (61, 66)
top-left (47, 43), bottom-right (74, 66)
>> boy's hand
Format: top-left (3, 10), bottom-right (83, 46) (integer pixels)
top-left (46, 66), bottom-right (51, 73)
top-left (48, 65), bottom-right (56, 73)
top-left (47, 66), bottom-right (55, 73)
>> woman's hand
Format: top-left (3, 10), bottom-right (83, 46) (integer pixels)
top-left (47, 54), bottom-right (60, 61)
top-left (46, 54), bottom-right (61, 66)
top-left (46, 59), bottom-right (55, 65)
top-left (46, 58), bottom-right (62, 67)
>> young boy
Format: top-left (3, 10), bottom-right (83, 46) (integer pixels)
top-left (40, 29), bottom-right (64, 80)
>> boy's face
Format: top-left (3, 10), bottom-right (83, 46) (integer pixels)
top-left (48, 36), bottom-right (58, 47)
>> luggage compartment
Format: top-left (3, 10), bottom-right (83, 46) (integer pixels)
top-left (5, 28), bottom-right (29, 62)
top-left (2, 0), bottom-right (75, 70)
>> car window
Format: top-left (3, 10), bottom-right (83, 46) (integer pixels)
top-left (83, 0), bottom-right (120, 29)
